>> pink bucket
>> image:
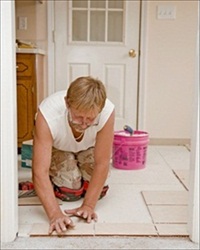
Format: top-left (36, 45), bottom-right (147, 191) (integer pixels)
top-left (112, 130), bottom-right (149, 170)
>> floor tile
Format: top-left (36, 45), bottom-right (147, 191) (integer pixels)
top-left (95, 184), bottom-right (153, 223)
top-left (18, 196), bottom-right (62, 206)
top-left (155, 146), bottom-right (190, 170)
top-left (109, 164), bottom-right (180, 186)
top-left (142, 190), bottom-right (188, 205)
top-left (18, 224), bottom-right (33, 237)
top-left (143, 146), bottom-right (168, 166)
top-left (19, 206), bottom-right (49, 224)
top-left (95, 223), bottom-right (157, 236)
top-left (30, 222), bottom-right (94, 236)
top-left (155, 223), bottom-right (189, 236)
top-left (17, 145), bottom-right (191, 237)
top-left (148, 205), bottom-right (188, 223)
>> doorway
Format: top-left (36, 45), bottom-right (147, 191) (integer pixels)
top-left (1, 0), bottom-right (198, 244)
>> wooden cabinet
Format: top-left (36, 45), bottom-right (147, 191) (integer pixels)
top-left (16, 53), bottom-right (44, 148)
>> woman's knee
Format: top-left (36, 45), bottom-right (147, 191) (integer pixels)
top-left (50, 149), bottom-right (82, 189)
top-left (77, 147), bottom-right (95, 182)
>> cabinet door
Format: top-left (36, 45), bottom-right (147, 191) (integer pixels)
top-left (17, 78), bottom-right (35, 145)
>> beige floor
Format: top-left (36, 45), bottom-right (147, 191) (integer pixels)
top-left (17, 145), bottom-right (191, 238)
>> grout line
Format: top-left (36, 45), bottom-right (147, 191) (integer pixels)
top-left (93, 221), bottom-right (95, 236)
top-left (156, 150), bottom-right (174, 171)
top-left (141, 191), bottom-right (156, 225)
top-left (172, 170), bottom-right (189, 191)
top-left (141, 190), bottom-right (189, 236)
top-left (154, 224), bottom-right (160, 235)
top-left (184, 144), bottom-right (191, 152)
top-left (155, 148), bottom-right (189, 191)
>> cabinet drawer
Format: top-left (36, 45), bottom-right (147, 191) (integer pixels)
top-left (17, 54), bottom-right (35, 77)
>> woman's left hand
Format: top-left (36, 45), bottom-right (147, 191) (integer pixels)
top-left (64, 204), bottom-right (98, 223)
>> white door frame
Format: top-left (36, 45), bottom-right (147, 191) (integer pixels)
top-left (1, 0), bottom-right (18, 242)
top-left (0, 0), bottom-right (198, 243)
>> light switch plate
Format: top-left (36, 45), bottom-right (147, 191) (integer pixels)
top-left (18, 16), bottom-right (27, 30)
top-left (157, 5), bottom-right (176, 20)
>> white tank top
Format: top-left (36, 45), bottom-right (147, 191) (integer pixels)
top-left (39, 90), bottom-right (115, 152)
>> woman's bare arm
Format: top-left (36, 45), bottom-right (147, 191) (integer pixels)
top-left (32, 110), bottom-right (73, 234)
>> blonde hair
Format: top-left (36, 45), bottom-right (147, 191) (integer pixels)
top-left (66, 76), bottom-right (107, 112)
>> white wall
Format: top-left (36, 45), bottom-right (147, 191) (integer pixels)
top-left (188, 3), bottom-right (199, 242)
top-left (15, 0), bottom-right (48, 98)
top-left (143, 1), bottom-right (198, 142)
top-left (15, 0), bottom-right (47, 51)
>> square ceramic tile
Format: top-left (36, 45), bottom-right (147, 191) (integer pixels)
top-left (30, 223), bottom-right (94, 236)
top-left (19, 206), bottom-right (49, 224)
top-left (148, 205), bottom-right (188, 223)
top-left (142, 190), bottom-right (188, 205)
top-left (95, 184), bottom-right (153, 223)
top-left (155, 146), bottom-right (190, 170)
top-left (18, 196), bottom-right (62, 206)
top-left (143, 146), bottom-right (169, 165)
top-left (18, 224), bottom-right (33, 237)
top-left (95, 223), bottom-right (157, 236)
top-left (155, 223), bottom-right (189, 236)
top-left (109, 164), bottom-right (180, 186)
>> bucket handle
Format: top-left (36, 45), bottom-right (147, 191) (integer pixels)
top-left (111, 141), bottom-right (127, 159)
top-left (111, 125), bottom-right (134, 159)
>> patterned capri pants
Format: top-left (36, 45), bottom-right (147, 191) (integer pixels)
top-left (49, 147), bottom-right (109, 201)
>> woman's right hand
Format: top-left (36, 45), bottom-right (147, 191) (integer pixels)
top-left (49, 212), bottom-right (75, 235)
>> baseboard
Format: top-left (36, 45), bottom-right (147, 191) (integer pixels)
top-left (149, 138), bottom-right (190, 146)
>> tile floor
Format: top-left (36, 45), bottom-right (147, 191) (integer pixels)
top-left (17, 145), bottom-right (191, 237)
